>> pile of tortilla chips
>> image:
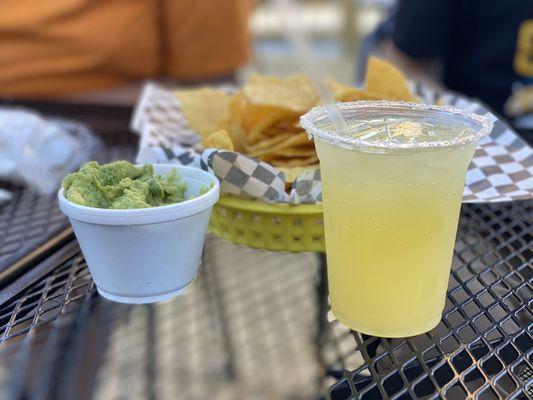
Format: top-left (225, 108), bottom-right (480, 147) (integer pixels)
top-left (176, 57), bottom-right (419, 182)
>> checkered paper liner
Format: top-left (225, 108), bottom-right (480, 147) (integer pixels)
top-left (132, 83), bottom-right (533, 204)
top-left (131, 84), bottom-right (201, 150)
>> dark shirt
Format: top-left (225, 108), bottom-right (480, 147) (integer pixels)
top-left (393, 0), bottom-right (533, 117)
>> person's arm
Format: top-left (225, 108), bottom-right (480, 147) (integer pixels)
top-left (381, 0), bottom-right (451, 90)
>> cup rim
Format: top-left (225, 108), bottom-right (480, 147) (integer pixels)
top-left (58, 164), bottom-right (220, 225)
top-left (300, 100), bottom-right (494, 151)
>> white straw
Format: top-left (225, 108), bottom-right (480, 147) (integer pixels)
top-left (273, 0), bottom-right (348, 133)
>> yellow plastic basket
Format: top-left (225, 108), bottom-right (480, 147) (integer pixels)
top-left (209, 196), bottom-right (324, 252)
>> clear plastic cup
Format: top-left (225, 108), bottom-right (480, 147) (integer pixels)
top-left (301, 101), bottom-right (492, 337)
top-left (59, 165), bottom-right (220, 304)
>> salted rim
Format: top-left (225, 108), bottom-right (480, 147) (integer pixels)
top-left (299, 100), bottom-right (494, 150)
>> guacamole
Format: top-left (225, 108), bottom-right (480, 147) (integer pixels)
top-left (62, 161), bottom-right (188, 209)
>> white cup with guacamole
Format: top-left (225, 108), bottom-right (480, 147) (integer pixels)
top-left (58, 161), bottom-right (219, 304)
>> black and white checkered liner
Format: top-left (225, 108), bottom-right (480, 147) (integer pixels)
top-left (137, 146), bottom-right (288, 202)
top-left (289, 168), bottom-right (322, 204)
top-left (420, 87), bottom-right (533, 202)
top-left (131, 83), bottom-right (201, 150)
top-left (132, 83), bottom-right (533, 204)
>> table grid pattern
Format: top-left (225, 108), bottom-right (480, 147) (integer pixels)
top-left (0, 237), bottom-right (323, 400)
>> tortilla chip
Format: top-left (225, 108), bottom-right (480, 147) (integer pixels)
top-left (364, 57), bottom-right (418, 102)
top-left (248, 109), bottom-right (292, 142)
top-left (246, 132), bottom-right (296, 152)
top-left (205, 130), bottom-right (234, 150)
top-left (176, 88), bottom-right (232, 139)
top-left (248, 132), bottom-right (310, 158)
top-left (243, 74), bottom-right (318, 113)
top-left (228, 91), bottom-right (294, 141)
top-left (274, 146), bottom-right (316, 158)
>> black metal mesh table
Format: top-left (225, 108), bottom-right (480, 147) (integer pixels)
top-left (0, 103), bottom-right (530, 400)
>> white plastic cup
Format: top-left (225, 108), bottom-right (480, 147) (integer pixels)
top-left (300, 101), bottom-right (492, 337)
top-left (58, 164), bottom-right (220, 304)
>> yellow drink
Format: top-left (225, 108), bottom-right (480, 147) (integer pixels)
top-left (316, 139), bottom-right (475, 337)
top-left (301, 102), bottom-right (492, 337)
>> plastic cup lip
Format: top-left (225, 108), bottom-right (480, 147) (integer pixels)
top-left (300, 100), bottom-right (494, 152)
top-left (58, 164), bottom-right (220, 226)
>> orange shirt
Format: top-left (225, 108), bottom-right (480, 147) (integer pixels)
top-left (0, 0), bottom-right (253, 98)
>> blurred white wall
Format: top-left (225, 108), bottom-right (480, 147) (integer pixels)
top-left (241, 0), bottom-right (393, 84)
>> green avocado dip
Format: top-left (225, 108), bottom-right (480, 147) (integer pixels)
top-left (62, 161), bottom-right (188, 209)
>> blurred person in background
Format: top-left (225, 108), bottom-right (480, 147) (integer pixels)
top-left (381, 0), bottom-right (533, 139)
top-left (0, 0), bottom-right (253, 104)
